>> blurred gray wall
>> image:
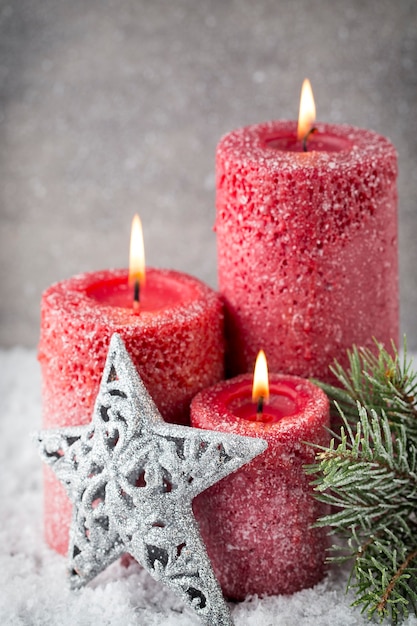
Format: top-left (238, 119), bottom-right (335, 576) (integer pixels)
top-left (1, 0), bottom-right (416, 348)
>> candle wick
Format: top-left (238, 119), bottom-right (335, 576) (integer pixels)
top-left (133, 278), bottom-right (141, 312)
top-left (256, 395), bottom-right (264, 421)
top-left (302, 126), bottom-right (318, 152)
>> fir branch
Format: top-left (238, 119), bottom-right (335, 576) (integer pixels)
top-left (376, 547), bottom-right (417, 616)
top-left (351, 527), bottom-right (417, 623)
top-left (307, 339), bottom-right (417, 623)
top-left (313, 339), bottom-right (417, 437)
top-left (308, 406), bottom-right (417, 537)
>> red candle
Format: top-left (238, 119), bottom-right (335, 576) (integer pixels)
top-left (190, 357), bottom-right (330, 600)
top-left (216, 80), bottom-right (398, 381)
top-left (39, 221), bottom-right (224, 555)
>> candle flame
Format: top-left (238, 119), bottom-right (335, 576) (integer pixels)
top-left (252, 350), bottom-right (269, 404)
top-left (297, 78), bottom-right (316, 141)
top-left (129, 214), bottom-right (146, 288)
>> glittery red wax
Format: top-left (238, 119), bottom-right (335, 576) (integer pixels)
top-left (38, 267), bottom-right (225, 555)
top-left (190, 374), bottom-right (330, 600)
top-left (216, 121), bottom-right (398, 380)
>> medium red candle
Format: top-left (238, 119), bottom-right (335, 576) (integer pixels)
top-left (190, 352), bottom-right (330, 600)
top-left (216, 80), bottom-right (398, 381)
top-left (38, 218), bottom-right (224, 555)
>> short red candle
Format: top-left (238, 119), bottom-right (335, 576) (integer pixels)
top-left (215, 121), bottom-right (398, 380)
top-left (38, 267), bottom-right (224, 554)
top-left (190, 374), bottom-right (330, 600)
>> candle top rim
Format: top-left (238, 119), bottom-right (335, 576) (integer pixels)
top-left (41, 267), bottom-right (222, 326)
top-left (190, 373), bottom-right (329, 439)
top-left (217, 120), bottom-right (397, 168)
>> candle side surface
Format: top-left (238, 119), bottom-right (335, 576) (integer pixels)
top-left (216, 121), bottom-right (398, 380)
top-left (191, 373), bottom-right (330, 600)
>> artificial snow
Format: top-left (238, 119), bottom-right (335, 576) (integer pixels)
top-left (1, 347), bottom-right (417, 626)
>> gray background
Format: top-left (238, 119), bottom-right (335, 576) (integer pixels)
top-left (1, 0), bottom-right (416, 348)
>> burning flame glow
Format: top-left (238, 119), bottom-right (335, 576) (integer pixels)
top-left (129, 214), bottom-right (146, 287)
top-left (297, 78), bottom-right (316, 141)
top-left (252, 350), bottom-right (270, 404)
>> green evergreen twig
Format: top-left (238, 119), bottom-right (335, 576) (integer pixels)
top-left (306, 339), bottom-right (417, 623)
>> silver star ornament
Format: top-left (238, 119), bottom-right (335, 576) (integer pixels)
top-left (36, 333), bottom-right (267, 626)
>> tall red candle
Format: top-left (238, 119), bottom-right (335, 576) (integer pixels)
top-left (190, 373), bottom-right (330, 600)
top-left (216, 120), bottom-right (398, 380)
top-left (38, 267), bottom-right (224, 554)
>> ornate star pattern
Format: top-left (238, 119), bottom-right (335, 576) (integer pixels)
top-left (36, 333), bottom-right (267, 626)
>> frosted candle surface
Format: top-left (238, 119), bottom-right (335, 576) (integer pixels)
top-left (216, 121), bottom-right (398, 380)
top-left (38, 267), bottom-right (225, 555)
top-left (191, 373), bottom-right (330, 599)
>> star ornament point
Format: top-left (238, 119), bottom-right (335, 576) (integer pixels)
top-left (36, 333), bottom-right (267, 625)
